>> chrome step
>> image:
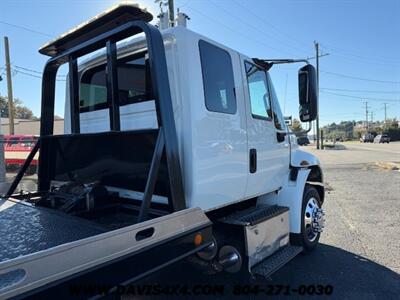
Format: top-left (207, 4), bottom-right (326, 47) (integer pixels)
top-left (220, 205), bottom-right (289, 226)
top-left (251, 245), bottom-right (303, 278)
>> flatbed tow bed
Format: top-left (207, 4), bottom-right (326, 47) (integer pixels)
top-left (0, 198), bottom-right (211, 299)
top-left (0, 199), bottom-right (105, 263)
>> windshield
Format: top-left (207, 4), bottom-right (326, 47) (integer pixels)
top-left (267, 73), bottom-right (286, 131)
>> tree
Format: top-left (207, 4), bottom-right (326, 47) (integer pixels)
top-left (386, 118), bottom-right (399, 129)
top-left (15, 106), bottom-right (35, 119)
top-left (322, 120), bottom-right (356, 140)
top-left (290, 118), bottom-right (303, 133)
top-left (0, 96), bottom-right (37, 119)
top-left (353, 126), bottom-right (364, 139)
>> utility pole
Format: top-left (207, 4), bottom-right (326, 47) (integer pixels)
top-left (384, 103), bottom-right (387, 124)
top-left (314, 41), bottom-right (320, 149)
top-left (310, 42), bottom-right (329, 149)
top-left (4, 36), bottom-right (15, 135)
top-left (168, 0), bottom-right (175, 27)
top-left (364, 101), bottom-right (369, 131)
top-left (313, 120), bottom-right (316, 143)
top-left (283, 74), bottom-right (288, 114)
top-left (370, 111), bottom-right (373, 124)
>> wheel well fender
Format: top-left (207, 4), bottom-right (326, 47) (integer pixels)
top-left (306, 165), bottom-right (325, 204)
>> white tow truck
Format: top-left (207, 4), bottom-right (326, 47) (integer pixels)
top-left (0, 4), bottom-right (325, 298)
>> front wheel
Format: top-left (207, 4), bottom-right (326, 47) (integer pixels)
top-left (296, 185), bottom-right (325, 252)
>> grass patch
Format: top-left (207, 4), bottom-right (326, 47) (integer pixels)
top-left (323, 144), bottom-right (347, 150)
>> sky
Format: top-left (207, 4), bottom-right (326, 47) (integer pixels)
top-left (0, 0), bottom-right (399, 126)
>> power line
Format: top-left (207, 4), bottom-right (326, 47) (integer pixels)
top-left (13, 69), bottom-right (41, 79)
top-left (231, 0), bottom-right (311, 51)
top-left (14, 65), bottom-right (42, 74)
top-left (320, 70), bottom-right (400, 84)
top-left (12, 68), bottom-right (66, 81)
top-left (0, 20), bottom-right (53, 38)
top-left (327, 52), bottom-right (400, 68)
top-left (320, 42), bottom-right (400, 65)
top-left (320, 112), bottom-right (364, 117)
top-left (320, 90), bottom-right (400, 102)
top-left (320, 87), bottom-right (400, 94)
top-left (214, 0), bottom-right (310, 56)
top-left (186, 4), bottom-right (299, 57)
top-left (14, 65), bottom-right (66, 78)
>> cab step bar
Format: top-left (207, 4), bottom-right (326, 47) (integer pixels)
top-left (220, 204), bottom-right (289, 226)
top-left (251, 245), bottom-right (303, 278)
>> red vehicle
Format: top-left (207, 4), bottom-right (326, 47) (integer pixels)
top-left (4, 135), bottom-right (39, 174)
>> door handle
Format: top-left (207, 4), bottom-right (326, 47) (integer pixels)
top-left (249, 148), bottom-right (257, 173)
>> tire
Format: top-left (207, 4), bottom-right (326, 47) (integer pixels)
top-left (295, 185), bottom-right (323, 252)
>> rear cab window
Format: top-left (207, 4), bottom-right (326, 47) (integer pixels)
top-left (79, 53), bottom-right (153, 112)
top-left (199, 40), bottom-right (237, 114)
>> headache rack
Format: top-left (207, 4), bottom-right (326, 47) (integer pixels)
top-left (6, 3), bottom-right (186, 220)
top-left (0, 5), bottom-right (214, 298)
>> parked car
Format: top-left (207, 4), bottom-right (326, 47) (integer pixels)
top-left (296, 136), bottom-right (310, 146)
top-left (360, 133), bottom-right (374, 143)
top-left (374, 134), bottom-right (390, 143)
top-left (4, 135), bottom-right (39, 174)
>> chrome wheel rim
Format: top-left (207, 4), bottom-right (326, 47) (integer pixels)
top-left (304, 197), bottom-right (325, 242)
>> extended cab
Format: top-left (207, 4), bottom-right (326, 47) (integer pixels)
top-left (0, 4), bottom-right (325, 298)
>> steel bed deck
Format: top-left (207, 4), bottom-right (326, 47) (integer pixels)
top-left (0, 199), bottom-right (106, 263)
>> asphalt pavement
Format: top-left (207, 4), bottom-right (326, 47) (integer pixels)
top-left (2, 142), bottom-right (399, 299)
top-left (132, 142), bottom-right (400, 300)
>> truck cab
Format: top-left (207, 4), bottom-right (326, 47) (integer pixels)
top-left (68, 26), bottom-right (296, 211)
top-left (1, 4), bottom-right (325, 298)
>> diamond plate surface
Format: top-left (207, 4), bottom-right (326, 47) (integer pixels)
top-left (221, 205), bottom-right (289, 226)
top-left (0, 199), bottom-right (105, 263)
top-left (252, 246), bottom-right (303, 278)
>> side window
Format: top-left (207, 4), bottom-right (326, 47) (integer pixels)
top-left (245, 62), bottom-right (272, 120)
top-left (79, 53), bottom-right (153, 112)
top-left (267, 74), bottom-right (286, 130)
top-left (199, 40), bottom-right (237, 114)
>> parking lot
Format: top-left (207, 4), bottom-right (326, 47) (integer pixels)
top-left (135, 142), bottom-right (400, 299)
top-left (2, 142), bottom-right (399, 299)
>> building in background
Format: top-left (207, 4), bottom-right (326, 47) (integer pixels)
top-left (1, 118), bottom-right (64, 135)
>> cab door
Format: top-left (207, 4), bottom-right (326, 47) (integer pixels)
top-left (240, 58), bottom-right (290, 198)
top-left (190, 40), bottom-right (248, 210)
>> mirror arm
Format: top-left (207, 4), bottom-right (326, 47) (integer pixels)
top-left (253, 58), bottom-right (310, 70)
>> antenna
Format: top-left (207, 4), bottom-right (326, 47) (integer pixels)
top-left (155, 0), bottom-right (190, 28)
